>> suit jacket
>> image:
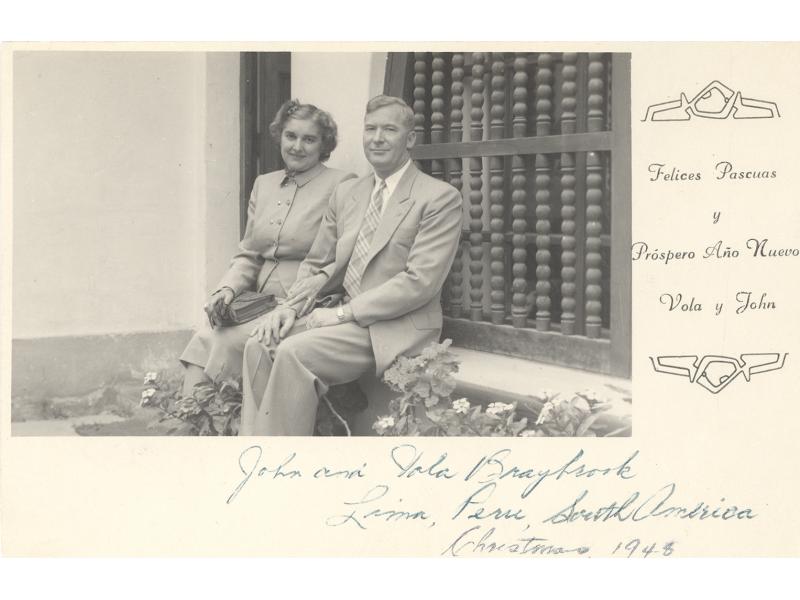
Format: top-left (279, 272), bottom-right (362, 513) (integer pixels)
top-left (299, 161), bottom-right (464, 374)
top-left (217, 164), bottom-right (355, 297)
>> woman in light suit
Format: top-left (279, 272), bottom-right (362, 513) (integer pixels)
top-left (180, 100), bottom-right (355, 396)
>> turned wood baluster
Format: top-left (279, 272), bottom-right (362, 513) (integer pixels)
top-left (560, 52), bottom-right (578, 335)
top-left (534, 53), bottom-right (553, 331)
top-left (587, 52), bottom-right (605, 133)
top-left (489, 53), bottom-right (506, 324)
top-left (585, 151), bottom-right (604, 338)
top-left (510, 54), bottom-right (528, 328)
top-left (447, 53), bottom-right (465, 318)
top-left (535, 53), bottom-right (553, 136)
top-left (413, 53), bottom-right (427, 142)
top-left (427, 54), bottom-right (447, 311)
top-left (585, 54), bottom-right (606, 337)
top-left (468, 52), bottom-right (486, 322)
top-left (430, 53), bottom-right (445, 180)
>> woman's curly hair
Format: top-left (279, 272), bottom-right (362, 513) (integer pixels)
top-left (268, 99), bottom-right (339, 162)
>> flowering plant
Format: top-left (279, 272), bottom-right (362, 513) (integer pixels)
top-left (141, 370), bottom-right (365, 436)
top-left (531, 389), bottom-right (628, 437)
top-left (374, 340), bottom-right (630, 437)
top-left (141, 371), bottom-right (241, 436)
top-left (376, 340), bottom-right (530, 436)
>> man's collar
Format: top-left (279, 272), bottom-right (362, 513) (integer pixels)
top-left (373, 159), bottom-right (412, 196)
top-left (282, 162), bottom-right (325, 187)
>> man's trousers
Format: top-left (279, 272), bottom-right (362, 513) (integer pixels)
top-left (240, 319), bottom-right (375, 435)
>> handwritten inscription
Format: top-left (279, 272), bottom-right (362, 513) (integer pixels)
top-left (225, 445), bottom-right (757, 557)
top-left (442, 526), bottom-right (590, 557)
top-left (543, 483), bottom-right (756, 524)
top-left (326, 484), bottom-right (432, 530)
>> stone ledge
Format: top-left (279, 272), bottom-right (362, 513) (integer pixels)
top-left (450, 347), bottom-right (632, 402)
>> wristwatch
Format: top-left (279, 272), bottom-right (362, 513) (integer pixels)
top-left (337, 305), bottom-right (346, 323)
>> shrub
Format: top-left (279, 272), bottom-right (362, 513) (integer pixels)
top-left (375, 340), bottom-right (630, 437)
top-left (140, 371), bottom-right (241, 436)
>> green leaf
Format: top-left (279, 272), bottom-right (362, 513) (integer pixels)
top-left (424, 394), bottom-right (440, 408)
top-left (412, 380), bottom-right (431, 398)
top-left (576, 412), bottom-right (604, 436)
top-left (510, 418), bottom-right (528, 435)
top-left (571, 396), bottom-right (591, 413)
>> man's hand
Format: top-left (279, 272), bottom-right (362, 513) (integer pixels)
top-left (204, 287), bottom-right (235, 328)
top-left (285, 273), bottom-right (328, 316)
top-left (305, 306), bottom-right (351, 330)
top-left (250, 306), bottom-right (297, 344)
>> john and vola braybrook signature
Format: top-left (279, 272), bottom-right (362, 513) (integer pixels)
top-left (226, 444), bottom-right (757, 557)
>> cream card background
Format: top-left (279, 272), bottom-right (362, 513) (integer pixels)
top-left (1, 42), bottom-right (798, 557)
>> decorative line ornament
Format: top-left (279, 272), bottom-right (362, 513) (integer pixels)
top-left (649, 353), bottom-right (787, 394)
top-left (643, 80), bottom-right (780, 121)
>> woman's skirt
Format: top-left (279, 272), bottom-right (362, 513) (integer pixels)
top-left (179, 319), bottom-right (262, 382)
top-left (180, 280), bottom-right (287, 382)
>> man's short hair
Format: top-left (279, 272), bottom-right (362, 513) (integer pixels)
top-left (365, 95), bottom-right (415, 130)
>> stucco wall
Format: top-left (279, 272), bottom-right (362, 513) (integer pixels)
top-left (12, 51), bottom-right (240, 339)
top-left (201, 53), bottom-right (243, 321)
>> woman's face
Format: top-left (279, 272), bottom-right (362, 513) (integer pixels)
top-left (280, 117), bottom-right (323, 174)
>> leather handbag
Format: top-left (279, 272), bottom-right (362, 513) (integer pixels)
top-left (218, 291), bottom-right (278, 327)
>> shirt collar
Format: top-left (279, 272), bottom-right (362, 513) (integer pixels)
top-left (373, 159), bottom-right (411, 198)
top-left (282, 162), bottom-right (325, 188)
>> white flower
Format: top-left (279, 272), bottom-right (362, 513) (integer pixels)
top-left (452, 398), bottom-right (471, 414)
top-left (143, 372), bottom-right (158, 384)
top-left (140, 387), bottom-right (157, 406)
top-left (486, 402), bottom-right (513, 417)
top-left (372, 416), bottom-right (396, 435)
top-left (536, 400), bottom-right (555, 425)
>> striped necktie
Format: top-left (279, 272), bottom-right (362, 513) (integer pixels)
top-left (344, 179), bottom-right (387, 298)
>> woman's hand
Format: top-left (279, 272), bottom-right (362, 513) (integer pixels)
top-left (250, 307), bottom-right (297, 344)
top-left (285, 273), bottom-right (328, 316)
top-left (204, 287), bottom-right (235, 328)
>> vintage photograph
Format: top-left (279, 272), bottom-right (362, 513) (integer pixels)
top-left (10, 50), bottom-right (632, 437)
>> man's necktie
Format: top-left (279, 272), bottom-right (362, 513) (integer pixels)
top-left (344, 180), bottom-right (387, 298)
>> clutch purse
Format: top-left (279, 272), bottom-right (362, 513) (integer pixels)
top-left (218, 291), bottom-right (277, 327)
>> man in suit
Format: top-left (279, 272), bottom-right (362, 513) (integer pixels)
top-left (240, 95), bottom-right (463, 435)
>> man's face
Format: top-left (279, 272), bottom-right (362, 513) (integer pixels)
top-left (362, 104), bottom-right (416, 177)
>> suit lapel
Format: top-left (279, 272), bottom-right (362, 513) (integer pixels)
top-left (364, 163), bottom-right (418, 265)
top-left (339, 175), bottom-right (375, 264)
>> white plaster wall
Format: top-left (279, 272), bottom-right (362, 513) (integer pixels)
top-left (12, 51), bottom-right (229, 338)
top-left (200, 53), bottom-right (242, 326)
top-left (11, 50), bottom-right (379, 340)
top-left (291, 52), bottom-right (387, 177)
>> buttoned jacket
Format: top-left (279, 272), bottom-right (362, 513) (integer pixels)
top-left (299, 161), bottom-right (464, 374)
top-left (217, 164), bottom-right (355, 296)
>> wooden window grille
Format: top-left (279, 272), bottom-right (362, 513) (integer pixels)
top-left (385, 52), bottom-right (631, 377)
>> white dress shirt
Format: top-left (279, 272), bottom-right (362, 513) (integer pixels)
top-left (373, 159), bottom-right (412, 218)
